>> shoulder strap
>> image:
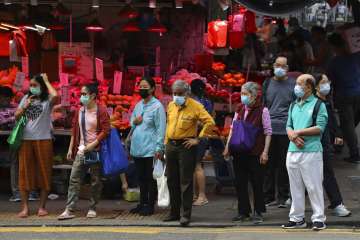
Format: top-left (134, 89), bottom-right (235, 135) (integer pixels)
top-left (262, 79), bottom-right (270, 106)
top-left (311, 98), bottom-right (322, 127)
top-left (81, 109), bottom-right (87, 144)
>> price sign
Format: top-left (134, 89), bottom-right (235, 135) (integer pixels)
top-left (14, 72), bottom-right (26, 91)
top-left (113, 71), bottom-right (123, 94)
top-left (95, 58), bottom-right (104, 82)
top-left (61, 86), bottom-right (70, 107)
top-left (59, 73), bottom-right (69, 86)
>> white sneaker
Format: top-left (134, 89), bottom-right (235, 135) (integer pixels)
top-left (332, 204), bottom-right (351, 217)
top-left (285, 198), bottom-right (292, 206)
top-left (86, 209), bottom-right (97, 218)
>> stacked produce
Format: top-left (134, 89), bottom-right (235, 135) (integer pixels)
top-left (0, 66), bottom-right (18, 87)
top-left (168, 69), bottom-right (204, 87)
top-left (219, 72), bottom-right (246, 87)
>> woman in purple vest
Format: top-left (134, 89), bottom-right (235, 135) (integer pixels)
top-left (223, 82), bottom-right (272, 224)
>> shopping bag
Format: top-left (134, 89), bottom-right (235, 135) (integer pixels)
top-left (7, 116), bottom-right (26, 150)
top-left (157, 165), bottom-right (169, 208)
top-left (153, 158), bottom-right (164, 180)
top-left (100, 128), bottom-right (129, 176)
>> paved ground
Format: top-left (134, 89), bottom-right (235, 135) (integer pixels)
top-left (0, 226), bottom-right (360, 240)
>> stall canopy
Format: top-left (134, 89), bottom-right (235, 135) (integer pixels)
top-left (234, 0), bottom-right (335, 16)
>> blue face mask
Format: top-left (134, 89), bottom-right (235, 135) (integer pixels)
top-left (241, 95), bottom-right (251, 106)
top-left (274, 67), bottom-right (287, 78)
top-left (80, 95), bottom-right (90, 106)
top-left (319, 83), bottom-right (331, 96)
top-left (30, 87), bottom-right (41, 96)
top-left (294, 85), bottom-right (305, 98)
top-left (173, 96), bottom-right (186, 106)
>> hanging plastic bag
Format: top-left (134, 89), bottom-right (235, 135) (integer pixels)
top-left (207, 20), bottom-right (228, 48)
top-left (153, 158), bottom-right (164, 180)
top-left (100, 128), bottom-right (129, 176)
top-left (228, 13), bottom-right (245, 49)
top-left (157, 165), bottom-right (169, 208)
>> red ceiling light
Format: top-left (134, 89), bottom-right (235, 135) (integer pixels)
top-left (118, 5), bottom-right (139, 19)
top-left (122, 21), bottom-right (141, 32)
top-left (147, 20), bottom-right (167, 33)
top-left (86, 18), bottom-right (104, 32)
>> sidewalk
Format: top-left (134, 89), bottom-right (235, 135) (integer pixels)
top-left (0, 159), bottom-right (359, 228)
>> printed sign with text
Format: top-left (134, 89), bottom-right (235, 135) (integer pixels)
top-left (113, 71), bottom-right (123, 94)
top-left (14, 72), bottom-right (26, 91)
top-left (95, 58), bottom-right (104, 82)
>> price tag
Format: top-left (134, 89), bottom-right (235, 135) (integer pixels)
top-left (21, 57), bottom-right (29, 77)
top-left (113, 71), bottom-right (123, 94)
top-left (14, 72), bottom-right (26, 91)
top-left (59, 73), bottom-right (69, 86)
top-left (61, 86), bottom-right (70, 107)
top-left (95, 58), bottom-right (104, 82)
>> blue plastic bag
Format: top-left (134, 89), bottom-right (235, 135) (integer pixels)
top-left (100, 128), bottom-right (129, 176)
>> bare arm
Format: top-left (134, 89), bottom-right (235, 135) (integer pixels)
top-left (41, 74), bottom-right (59, 105)
top-left (296, 127), bottom-right (321, 136)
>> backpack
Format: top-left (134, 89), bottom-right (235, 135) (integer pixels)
top-left (288, 98), bottom-right (322, 128)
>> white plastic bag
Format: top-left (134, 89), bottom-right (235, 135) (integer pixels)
top-left (157, 165), bottom-right (170, 208)
top-left (153, 158), bottom-right (164, 179)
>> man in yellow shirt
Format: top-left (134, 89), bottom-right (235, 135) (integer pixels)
top-left (164, 80), bottom-right (215, 227)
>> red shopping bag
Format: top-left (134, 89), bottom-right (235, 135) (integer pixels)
top-left (207, 20), bottom-right (228, 48)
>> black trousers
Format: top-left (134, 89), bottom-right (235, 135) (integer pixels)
top-left (233, 154), bottom-right (266, 215)
top-left (323, 144), bottom-right (343, 208)
top-left (165, 142), bottom-right (197, 220)
top-left (263, 135), bottom-right (290, 203)
top-left (133, 157), bottom-right (157, 207)
top-left (336, 95), bottom-right (360, 159)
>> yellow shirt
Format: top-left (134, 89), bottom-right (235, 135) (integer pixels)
top-left (165, 98), bottom-right (215, 143)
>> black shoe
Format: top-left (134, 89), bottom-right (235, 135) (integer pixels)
top-left (163, 215), bottom-right (180, 222)
top-left (312, 222), bottom-right (326, 231)
top-left (282, 219), bottom-right (307, 229)
top-left (130, 204), bottom-right (143, 214)
top-left (139, 205), bottom-right (154, 216)
top-left (180, 217), bottom-right (190, 227)
top-left (344, 157), bottom-right (360, 164)
top-left (252, 212), bottom-right (264, 224)
top-left (232, 214), bottom-right (250, 222)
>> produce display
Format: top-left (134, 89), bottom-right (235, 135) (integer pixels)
top-left (219, 72), bottom-right (246, 87)
top-left (0, 66), bottom-right (18, 87)
top-left (168, 69), bottom-right (205, 86)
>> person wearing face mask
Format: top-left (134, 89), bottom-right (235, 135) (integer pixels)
top-left (164, 80), bottom-right (215, 227)
top-left (224, 82), bottom-right (272, 224)
top-left (262, 57), bottom-right (295, 208)
top-left (15, 74), bottom-right (59, 218)
top-left (128, 77), bottom-right (166, 216)
top-left (282, 74), bottom-right (328, 231)
top-left (313, 73), bottom-right (351, 217)
top-left (58, 83), bottom-right (110, 220)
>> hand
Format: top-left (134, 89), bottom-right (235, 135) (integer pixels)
top-left (183, 138), bottom-right (199, 149)
top-left (287, 130), bottom-right (299, 142)
top-left (41, 73), bottom-right (49, 82)
top-left (154, 151), bottom-right (163, 160)
top-left (66, 150), bottom-right (73, 160)
top-left (294, 137), bottom-right (305, 149)
top-left (133, 116), bottom-right (143, 126)
top-left (260, 151), bottom-right (268, 165)
top-left (223, 146), bottom-right (230, 158)
top-left (334, 137), bottom-right (344, 146)
top-left (23, 95), bottom-right (36, 109)
top-left (84, 141), bottom-right (97, 152)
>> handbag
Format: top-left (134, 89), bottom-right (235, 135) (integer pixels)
top-left (157, 165), bottom-right (169, 208)
top-left (7, 116), bottom-right (27, 150)
top-left (229, 118), bottom-right (260, 154)
top-left (81, 109), bottom-right (100, 165)
top-left (100, 128), bottom-right (129, 176)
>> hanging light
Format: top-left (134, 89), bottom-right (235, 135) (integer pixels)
top-left (149, 0), bottom-right (156, 8)
top-left (122, 21), bottom-right (141, 32)
top-left (92, 0), bottom-right (100, 8)
top-left (0, 26), bottom-right (10, 31)
top-left (1, 23), bottom-right (19, 30)
top-left (175, 0), bottom-right (183, 8)
top-left (3, 0), bottom-right (12, 5)
top-left (118, 5), bottom-right (139, 19)
top-left (86, 18), bottom-right (104, 32)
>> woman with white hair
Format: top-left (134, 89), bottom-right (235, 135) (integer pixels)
top-left (224, 81), bottom-right (272, 224)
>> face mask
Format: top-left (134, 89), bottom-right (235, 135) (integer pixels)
top-left (274, 67), bottom-right (287, 78)
top-left (294, 85), bottom-right (305, 98)
top-left (173, 96), bottom-right (186, 106)
top-left (139, 89), bottom-right (150, 99)
top-left (80, 95), bottom-right (90, 106)
top-left (30, 87), bottom-right (41, 96)
top-left (241, 95), bottom-right (251, 106)
top-left (319, 83), bottom-right (331, 96)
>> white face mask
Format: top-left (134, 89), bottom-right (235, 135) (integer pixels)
top-left (319, 83), bottom-right (331, 96)
top-left (173, 95), bottom-right (186, 106)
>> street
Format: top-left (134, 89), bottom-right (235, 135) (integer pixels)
top-left (0, 226), bottom-right (360, 240)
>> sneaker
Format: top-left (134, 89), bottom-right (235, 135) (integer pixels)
top-left (332, 204), bottom-right (351, 217)
top-left (86, 209), bottom-right (97, 218)
top-left (252, 212), bottom-right (264, 224)
top-left (285, 198), bottom-right (292, 206)
top-left (312, 222), bottom-right (326, 231)
top-left (232, 214), bottom-right (250, 222)
top-left (282, 219), bottom-right (307, 229)
top-left (278, 201), bottom-right (288, 209)
top-left (9, 195), bottom-right (21, 202)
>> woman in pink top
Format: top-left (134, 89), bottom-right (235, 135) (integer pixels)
top-left (224, 82), bottom-right (272, 224)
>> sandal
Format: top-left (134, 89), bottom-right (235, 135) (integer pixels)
top-left (193, 199), bottom-right (209, 206)
top-left (58, 209), bottom-right (75, 220)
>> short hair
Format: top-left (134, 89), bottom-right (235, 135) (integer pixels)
top-left (242, 82), bottom-right (260, 99)
top-left (140, 77), bottom-right (156, 89)
top-left (313, 73), bottom-right (331, 87)
top-left (328, 33), bottom-right (346, 48)
top-left (0, 86), bottom-right (14, 98)
top-left (172, 80), bottom-right (190, 94)
top-left (190, 79), bottom-right (206, 96)
top-left (84, 82), bottom-right (99, 96)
